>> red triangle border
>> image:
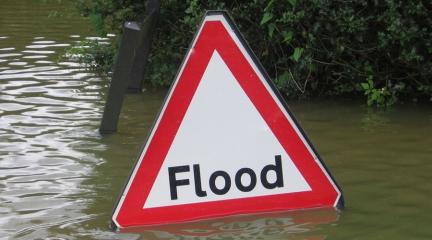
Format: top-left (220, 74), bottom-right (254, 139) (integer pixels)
top-left (112, 11), bottom-right (343, 229)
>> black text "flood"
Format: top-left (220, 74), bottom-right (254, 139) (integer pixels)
top-left (168, 155), bottom-right (284, 200)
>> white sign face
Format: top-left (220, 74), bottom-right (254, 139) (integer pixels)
top-left (144, 51), bottom-right (311, 208)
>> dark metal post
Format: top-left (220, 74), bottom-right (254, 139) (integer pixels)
top-left (99, 0), bottom-right (160, 133)
top-left (99, 22), bottom-right (140, 134)
top-left (127, 0), bottom-right (160, 91)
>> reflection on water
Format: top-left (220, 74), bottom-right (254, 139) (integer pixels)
top-left (1, 0), bottom-right (432, 240)
top-left (0, 0), bottom-right (106, 238)
top-left (125, 208), bottom-right (339, 240)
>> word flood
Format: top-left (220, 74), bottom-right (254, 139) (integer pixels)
top-left (168, 155), bottom-right (284, 200)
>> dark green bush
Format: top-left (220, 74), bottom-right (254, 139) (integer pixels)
top-left (75, 0), bottom-right (432, 106)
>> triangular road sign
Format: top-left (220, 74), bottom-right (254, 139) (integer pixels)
top-left (112, 11), bottom-right (343, 229)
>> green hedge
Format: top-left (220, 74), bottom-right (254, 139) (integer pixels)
top-left (75, 0), bottom-right (432, 106)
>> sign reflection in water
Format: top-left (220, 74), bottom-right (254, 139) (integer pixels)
top-left (123, 208), bottom-right (338, 240)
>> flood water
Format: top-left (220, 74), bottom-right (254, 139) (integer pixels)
top-left (1, 1), bottom-right (432, 239)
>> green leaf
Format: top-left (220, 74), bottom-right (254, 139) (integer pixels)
top-left (276, 71), bottom-right (290, 89)
top-left (260, 12), bottom-right (273, 25)
top-left (278, 71), bottom-right (290, 82)
top-left (282, 31), bottom-right (293, 43)
top-left (292, 47), bottom-right (304, 62)
top-left (185, 7), bottom-right (193, 14)
top-left (288, 0), bottom-right (297, 7)
top-left (360, 82), bottom-right (370, 90)
top-left (268, 24), bottom-right (276, 38)
top-left (264, 0), bottom-right (276, 11)
top-left (371, 91), bottom-right (379, 101)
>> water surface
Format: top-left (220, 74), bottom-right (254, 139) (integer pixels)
top-left (1, 1), bottom-right (432, 239)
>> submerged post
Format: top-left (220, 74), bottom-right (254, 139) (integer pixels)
top-left (128, 0), bottom-right (160, 91)
top-left (99, 0), bottom-right (160, 134)
top-left (100, 22), bottom-right (140, 134)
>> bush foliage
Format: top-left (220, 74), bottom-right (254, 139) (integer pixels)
top-left (75, 0), bottom-right (432, 106)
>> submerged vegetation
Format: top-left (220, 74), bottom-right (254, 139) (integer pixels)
top-left (72, 0), bottom-right (432, 106)
top-left (66, 39), bottom-right (115, 74)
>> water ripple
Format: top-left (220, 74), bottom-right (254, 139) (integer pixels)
top-left (0, 48), bottom-right (15, 51)
top-left (25, 43), bottom-right (70, 49)
top-left (0, 3), bottom-right (108, 237)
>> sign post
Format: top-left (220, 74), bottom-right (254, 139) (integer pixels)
top-left (112, 11), bottom-right (343, 229)
top-left (99, 0), bottom-right (160, 133)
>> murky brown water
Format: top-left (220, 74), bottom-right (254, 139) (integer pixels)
top-left (1, 1), bottom-right (432, 239)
